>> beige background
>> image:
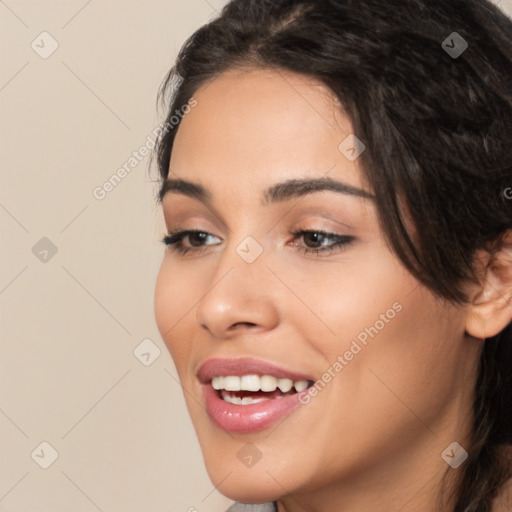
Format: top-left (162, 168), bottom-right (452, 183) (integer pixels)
top-left (1, 1), bottom-right (511, 511)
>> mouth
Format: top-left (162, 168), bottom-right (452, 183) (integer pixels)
top-left (212, 374), bottom-right (314, 405)
top-left (197, 358), bottom-right (316, 432)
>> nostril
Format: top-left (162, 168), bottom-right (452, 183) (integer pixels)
top-left (231, 322), bottom-right (257, 329)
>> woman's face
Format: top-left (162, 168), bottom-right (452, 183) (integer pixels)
top-left (154, 68), bottom-right (479, 506)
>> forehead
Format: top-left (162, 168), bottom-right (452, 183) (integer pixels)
top-left (168, 67), bottom-right (367, 197)
top-left (194, 66), bottom-right (343, 118)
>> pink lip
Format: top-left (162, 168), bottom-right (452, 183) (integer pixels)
top-left (203, 384), bottom-right (308, 433)
top-left (197, 357), bottom-right (315, 433)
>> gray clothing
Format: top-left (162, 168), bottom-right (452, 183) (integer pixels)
top-left (225, 502), bottom-right (277, 511)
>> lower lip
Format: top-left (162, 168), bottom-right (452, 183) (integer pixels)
top-left (203, 383), bottom-right (307, 433)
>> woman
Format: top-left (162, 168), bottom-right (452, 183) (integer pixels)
top-left (152, 0), bottom-right (512, 510)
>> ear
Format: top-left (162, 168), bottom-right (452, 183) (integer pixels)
top-left (465, 230), bottom-right (512, 339)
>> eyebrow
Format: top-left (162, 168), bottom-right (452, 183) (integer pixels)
top-left (158, 176), bottom-right (375, 205)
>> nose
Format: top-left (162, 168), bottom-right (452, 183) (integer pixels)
top-left (195, 239), bottom-right (280, 339)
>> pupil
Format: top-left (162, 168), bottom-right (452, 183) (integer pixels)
top-left (306, 232), bottom-right (322, 247)
top-left (190, 232), bottom-right (207, 246)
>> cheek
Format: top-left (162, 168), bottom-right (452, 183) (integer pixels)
top-left (154, 258), bottom-right (200, 364)
top-left (287, 250), bottom-right (463, 428)
top-left (279, 244), bottom-right (411, 345)
top-left (319, 283), bottom-right (465, 446)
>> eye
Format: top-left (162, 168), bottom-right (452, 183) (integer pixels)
top-left (289, 229), bottom-right (355, 256)
top-left (161, 230), bottom-right (221, 255)
top-left (161, 228), bottom-right (355, 257)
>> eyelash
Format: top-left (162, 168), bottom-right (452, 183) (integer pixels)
top-left (160, 229), bottom-right (355, 257)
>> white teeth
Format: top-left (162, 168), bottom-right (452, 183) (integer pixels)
top-left (240, 374), bottom-right (261, 392)
top-left (294, 380), bottom-right (309, 392)
top-left (211, 376), bottom-right (223, 390)
top-left (222, 392), bottom-right (242, 405)
top-left (241, 396), bottom-right (268, 405)
top-left (211, 374), bottom-right (311, 394)
top-left (260, 375), bottom-right (277, 392)
top-left (223, 376), bottom-right (240, 391)
top-left (220, 390), bottom-right (271, 405)
top-left (277, 378), bottom-right (293, 393)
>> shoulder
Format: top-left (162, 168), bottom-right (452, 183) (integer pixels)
top-left (225, 502), bottom-right (276, 512)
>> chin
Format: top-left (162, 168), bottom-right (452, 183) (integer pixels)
top-left (211, 479), bottom-right (281, 504)
top-left (202, 457), bottom-right (288, 502)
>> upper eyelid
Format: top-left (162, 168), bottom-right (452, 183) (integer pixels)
top-left (164, 212), bottom-right (355, 234)
top-left (162, 200), bottom-right (357, 233)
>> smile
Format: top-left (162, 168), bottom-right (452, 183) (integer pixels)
top-left (197, 358), bottom-right (315, 432)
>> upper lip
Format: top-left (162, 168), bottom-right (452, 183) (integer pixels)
top-left (196, 357), bottom-right (315, 384)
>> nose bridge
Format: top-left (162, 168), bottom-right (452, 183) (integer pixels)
top-left (214, 221), bottom-right (272, 286)
top-left (194, 231), bottom-right (279, 336)
top-left (210, 230), bottom-right (272, 300)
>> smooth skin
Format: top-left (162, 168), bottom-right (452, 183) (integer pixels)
top-left (154, 67), bottom-right (512, 512)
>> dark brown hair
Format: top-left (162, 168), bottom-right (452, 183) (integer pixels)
top-left (152, 0), bottom-right (512, 509)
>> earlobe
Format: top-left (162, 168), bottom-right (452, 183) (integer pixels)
top-left (465, 231), bottom-right (512, 340)
top-left (465, 296), bottom-right (511, 340)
